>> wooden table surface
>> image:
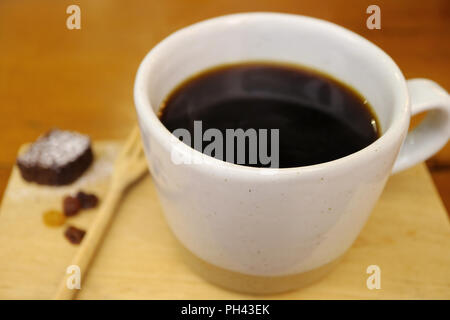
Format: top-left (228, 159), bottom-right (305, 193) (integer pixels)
top-left (1, 143), bottom-right (449, 299)
top-left (0, 0), bottom-right (449, 211)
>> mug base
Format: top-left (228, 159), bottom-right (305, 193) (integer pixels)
top-left (178, 244), bottom-right (342, 295)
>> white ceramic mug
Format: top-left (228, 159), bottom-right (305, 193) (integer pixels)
top-left (134, 13), bottom-right (450, 292)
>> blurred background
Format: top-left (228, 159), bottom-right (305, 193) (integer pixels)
top-left (0, 0), bottom-right (449, 211)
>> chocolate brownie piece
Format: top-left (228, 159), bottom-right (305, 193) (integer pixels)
top-left (17, 129), bottom-right (93, 185)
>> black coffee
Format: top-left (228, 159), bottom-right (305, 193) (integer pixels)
top-left (159, 63), bottom-right (379, 168)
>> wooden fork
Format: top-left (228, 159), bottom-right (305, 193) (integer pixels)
top-left (54, 126), bottom-right (148, 300)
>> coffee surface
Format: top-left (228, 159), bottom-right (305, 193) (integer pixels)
top-left (160, 63), bottom-right (379, 168)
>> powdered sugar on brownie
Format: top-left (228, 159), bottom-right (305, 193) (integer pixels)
top-left (18, 129), bottom-right (91, 168)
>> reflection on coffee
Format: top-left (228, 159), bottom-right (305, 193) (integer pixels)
top-left (159, 62), bottom-right (380, 168)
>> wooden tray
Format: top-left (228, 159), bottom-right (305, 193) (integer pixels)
top-left (0, 142), bottom-right (449, 299)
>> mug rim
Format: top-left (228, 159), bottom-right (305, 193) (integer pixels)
top-left (134, 12), bottom-right (410, 176)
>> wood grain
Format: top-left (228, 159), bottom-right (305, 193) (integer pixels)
top-left (0, 0), bottom-right (449, 210)
top-left (0, 142), bottom-right (449, 299)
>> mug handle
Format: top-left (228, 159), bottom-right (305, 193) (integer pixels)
top-left (392, 79), bottom-right (450, 173)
